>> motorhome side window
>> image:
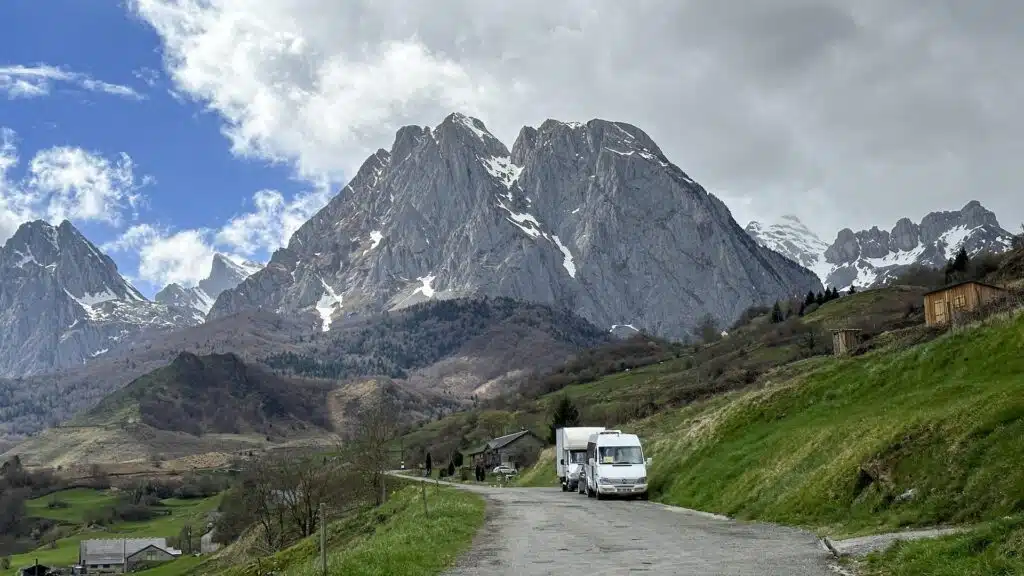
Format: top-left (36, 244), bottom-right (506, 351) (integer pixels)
top-left (587, 441), bottom-right (596, 462)
top-left (598, 446), bottom-right (644, 464)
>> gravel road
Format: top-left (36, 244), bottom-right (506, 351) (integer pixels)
top-left (435, 483), bottom-right (836, 576)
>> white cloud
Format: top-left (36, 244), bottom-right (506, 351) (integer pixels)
top-left (0, 64), bottom-right (144, 100)
top-left (103, 223), bottom-right (216, 288)
top-left (216, 188), bottom-right (330, 256)
top-left (131, 0), bottom-right (492, 179)
top-left (130, 0), bottom-right (1024, 238)
top-left (0, 128), bottom-right (148, 242)
top-left (27, 148), bottom-right (144, 225)
top-left (102, 186), bottom-right (327, 288)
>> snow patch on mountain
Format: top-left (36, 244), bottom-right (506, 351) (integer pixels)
top-left (315, 279), bottom-right (344, 332)
top-left (414, 275), bottom-right (437, 298)
top-left (481, 156), bottom-right (523, 190)
top-left (552, 235), bottom-right (577, 278)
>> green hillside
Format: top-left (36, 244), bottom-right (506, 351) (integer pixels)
top-left (510, 310), bottom-right (1024, 572)
top-left (77, 352), bottom-right (336, 437)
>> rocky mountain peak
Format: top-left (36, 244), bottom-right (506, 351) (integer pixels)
top-left (1, 220), bottom-right (198, 377)
top-left (153, 253), bottom-right (261, 320)
top-left (1, 219), bottom-right (143, 303)
top-left (752, 200), bottom-right (1016, 291)
top-left (210, 112), bottom-right (821, 339)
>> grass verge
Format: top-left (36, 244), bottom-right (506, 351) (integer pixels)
top-left (857, 516), bottom-right (1024, 575)
top-left (209, 482), bottom-right (484, 576)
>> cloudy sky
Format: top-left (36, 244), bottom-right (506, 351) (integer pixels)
top-left (1, 0), bottom-right (1021, 294)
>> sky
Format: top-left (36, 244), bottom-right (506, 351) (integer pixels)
top-left (1, 0), bottom-right (1022, 296)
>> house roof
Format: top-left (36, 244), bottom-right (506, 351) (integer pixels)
top-left (486, 430), bottom-right (536, 450)
top-left (80, 538), bottom-right (181, 565)
top-left (923, 280), bottom-right (1007, 297)
top-left (464, 445), bottom-right (487, 456)
top-left (128, 544), bottom-right (180, 560)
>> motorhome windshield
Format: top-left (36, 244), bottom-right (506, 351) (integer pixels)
top-left (568, 450), bottom-right (587, 464)
top-left (598, 446), bottom-right (643, 465)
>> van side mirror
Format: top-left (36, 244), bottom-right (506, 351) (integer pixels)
top-left (588, 458), bottom-right (595, 466)
top-left (646, 458), bottom-right (653, 466)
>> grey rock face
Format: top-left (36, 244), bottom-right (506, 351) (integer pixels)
top-left (154, 253), bottom-right (260, 320)
top-left (855, 227), bottom-right (891, 259)
top-left (0, 220), bottom-right (198, 377)
top-left (824, 229), bottom-right (860, 264)
top-left (210, 114), bottom-right (822, 340)
top-left (889, 218), bottom-right (920, 252)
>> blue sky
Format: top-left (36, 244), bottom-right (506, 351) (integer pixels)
top-left (0, 0), bottom-right (317, 295)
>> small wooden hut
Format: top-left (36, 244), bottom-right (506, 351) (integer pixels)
top-left (830, 328), bottom-right (862, 357)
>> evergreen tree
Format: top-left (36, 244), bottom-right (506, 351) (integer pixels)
top-left (425, 453), bottom-right (432, 474)
top-left (453, 451), bottom-right (464, 467)
top-left (798, 302), bottom-right (806, 317)
top-left (945, 246), bottom-right (970, 283)
top-left (805, 290), bottom-right (816, 306)
top-left (848, 285), bottom-right (857, 295)
top-left (447, 460), bottom-right (456, 477)
top-left (548, 394), bottom-right (581, 444)
top-left (815, 291), bottom-right (825, 305)
top-left (770, 301), bottom-right (784, 323)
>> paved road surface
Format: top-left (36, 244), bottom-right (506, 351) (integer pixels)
top-left (417, 479), bottom-right (836, 575)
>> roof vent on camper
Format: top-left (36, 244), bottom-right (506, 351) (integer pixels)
top-left (599, 430), bottom-right (622, 435)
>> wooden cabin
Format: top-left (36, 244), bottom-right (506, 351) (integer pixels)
top-left (923, 280), bottom-right (1007, 327)
top-left (830, 328), bottom-right (862, 356)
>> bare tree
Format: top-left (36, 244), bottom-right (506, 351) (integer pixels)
top-left (347, 392), bottom-right (401, 506)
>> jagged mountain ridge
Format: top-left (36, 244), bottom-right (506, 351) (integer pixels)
top-left (210, 113), bottom-right (822, 339)
top-left (746, 201), bottom-right (1016, 289)
top-left (0, 220), bottom-right (201, 377)
top-left (154, 253), bottom-right (261, 321)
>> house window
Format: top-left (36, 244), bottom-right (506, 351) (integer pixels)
top-left (953, 294), bottom-right (967, 310)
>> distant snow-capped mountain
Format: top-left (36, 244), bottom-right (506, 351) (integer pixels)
top-left (744, 215), bottom-right (830, 278)
top-left (746, 201), bottom-right (1016, 290)
top-left (154, 254), bottom-right (261, 321)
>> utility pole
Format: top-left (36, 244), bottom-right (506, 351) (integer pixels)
top-left (319, 503), bottom-right (327, 576)
top-left (421, 479), bottom-right (429, 519)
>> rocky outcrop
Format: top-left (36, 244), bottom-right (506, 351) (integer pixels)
top-left (209, 114), bottom-right (822, 340)
top-left (748, 201), bottom-right (1015, 290)
top-left (0, 220), bottom-right (198, 377)
top-left (154, 254), bottom-right (260, 321)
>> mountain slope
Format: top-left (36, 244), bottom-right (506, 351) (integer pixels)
top-left (210, 114), bottom-right (822, 340)
top-left (78, 351), bottom-right (335, 436)
top-left (154, 254), bottom-right (261, 321)
top-left (0, 298), bottom-right (610, 442)
top-left (0, 220), bottom-right (199, 377)
top-left (747, 201), bottom-right (1016, 289)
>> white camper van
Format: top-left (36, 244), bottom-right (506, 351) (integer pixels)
top-left (555, 427), bottom-right (605, 492)
top-left (583, 430), bottom-right (650, 500)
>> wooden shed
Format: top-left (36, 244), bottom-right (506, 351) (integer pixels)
top-left (830, 329), bottom-right (862, 357)
top-left (923, 280), bottom-right (1007, 327)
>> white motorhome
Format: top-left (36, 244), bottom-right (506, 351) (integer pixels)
top-left (583, 430), bottom-right (651, 500)
top-left (555, 427), bottom-right (605, 492)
